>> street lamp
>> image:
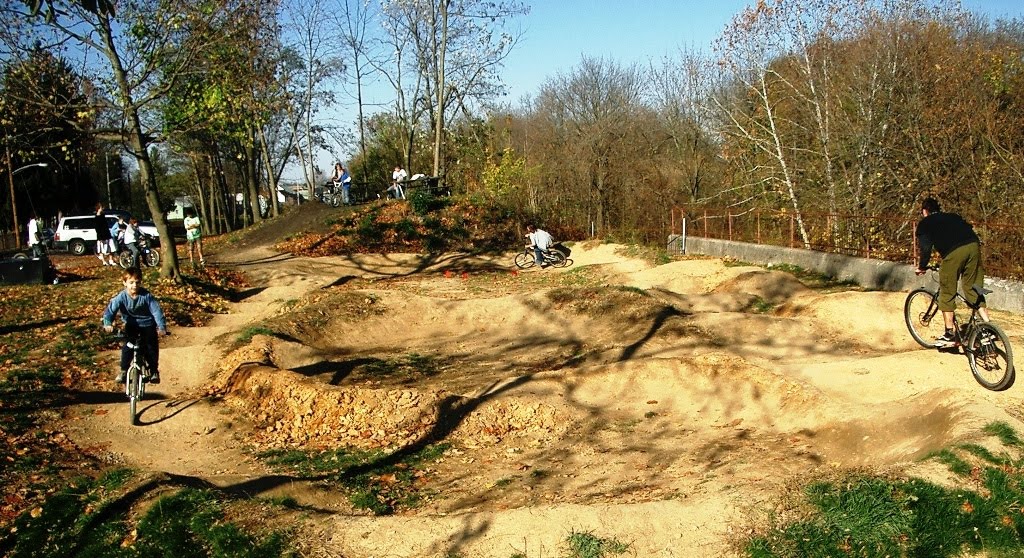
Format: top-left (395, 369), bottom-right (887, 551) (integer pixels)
top-left (7, 162), bottom-right (49, 249)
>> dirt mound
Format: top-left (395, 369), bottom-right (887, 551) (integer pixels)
top-left (65, 235), bottom-right (1024, 558)
top-left (213, 336), bottom-right (572, 449)
top-left (224, 202), bottom-right (338, 253)
top-left (779, 290), bottom-right (918, 352)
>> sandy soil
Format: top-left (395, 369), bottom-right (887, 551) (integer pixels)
top-left (61, 237), bottom-right (1024, 558)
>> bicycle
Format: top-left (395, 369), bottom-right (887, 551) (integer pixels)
top-left (514, 247), bottom-right (571, 269)
top-left (117, 234), bottom-right (160, 269)
top-left (114, 331), bottom-right (153, 425)
top-left (904, 266), bottom-right (1015, 390)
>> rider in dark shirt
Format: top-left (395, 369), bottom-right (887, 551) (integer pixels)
top-left (914, 197), bottom-right (990, 346)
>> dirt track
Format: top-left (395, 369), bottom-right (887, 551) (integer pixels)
top-left (61, 240), bottom-right (1024, 557)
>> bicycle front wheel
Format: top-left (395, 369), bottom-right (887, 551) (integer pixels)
top-left (904, 288), bottom-right (942, 348)
top-left (967, 322), bottom-right (1015, 391)
top-left (514, 251), bottom-right (534, 269)
top-left (126, 363), bottom-right (143, 425)
top-left (118, 250), bottom-right (133, 269)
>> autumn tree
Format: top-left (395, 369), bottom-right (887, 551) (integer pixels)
top-left (14, 0), bottom-right (254, 281)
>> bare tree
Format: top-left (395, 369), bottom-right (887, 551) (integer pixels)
top-left (336, 0), bottom-right (381, 163)
top-left (378, 0), bottom-right (526, 176)
top-left (280, 0), bottom-right (345, 201)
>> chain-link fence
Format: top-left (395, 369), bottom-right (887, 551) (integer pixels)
top-left (671, 207), bottom-right (1024, 281)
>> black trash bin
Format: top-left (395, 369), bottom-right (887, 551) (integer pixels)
top-left (0, 256), bottom-right (56, 286)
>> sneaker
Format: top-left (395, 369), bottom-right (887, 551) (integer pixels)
top-left (148, 373), bottom-right (160, 385)
top-left (934, 331), bottom-right (958, 348)
top-left (115, 370), bottom-right (126, 383)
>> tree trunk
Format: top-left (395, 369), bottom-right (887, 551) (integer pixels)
top-left (432, 1), bottom-right (449, 176)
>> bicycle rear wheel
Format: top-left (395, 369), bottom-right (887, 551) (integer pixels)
top-left (144, 249), bottom-right (160, 268)
top-left (904, 288), bottom-right (942, 348)
top-left (514, 251), bottom-right (534, 269)
top-left (967, 322), bottom-right (1015, 391)
top-left (546, 250), bottom-right (566, 267)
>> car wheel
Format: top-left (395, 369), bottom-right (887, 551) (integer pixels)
top-left (70, 239), bottom-right (87, 256)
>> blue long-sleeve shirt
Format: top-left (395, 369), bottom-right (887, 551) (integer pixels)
top-left (102, 288), bottom-right (167, 331)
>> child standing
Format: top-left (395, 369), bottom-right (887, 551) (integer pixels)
top-left (183, 208), bottom-right (204, 267)
top-left (102, 268), bottom-right (167, 384)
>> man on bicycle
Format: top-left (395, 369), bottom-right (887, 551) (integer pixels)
top-left (915, 196), bottom-right (990, 347)
top-left (102, 267), bottom-right (167, 384)
top-left (525, 224), bottom-right (554, 268)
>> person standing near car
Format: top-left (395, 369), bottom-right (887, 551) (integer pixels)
top-left (914, 196), bottom-right (991, 346)
top-left (27, 212), bottom-right (45, 258)
top-left (184, 208), bottom-right (204, 267)
top-left (94, 203), bottom-right (117, 266)
top-left (525, 224), bottom-right (554, 268)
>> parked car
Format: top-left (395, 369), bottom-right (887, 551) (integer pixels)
top-left (52, 213), bottom-right (159, 256)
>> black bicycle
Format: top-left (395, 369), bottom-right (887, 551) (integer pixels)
top-left (904, 267), bottom-right (1014, 390)
top-left (514, 247), bottom-right (571, 269)
top-left (117, 234), bottom-right (160, 269)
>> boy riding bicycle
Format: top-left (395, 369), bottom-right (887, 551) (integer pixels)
top-left (102, 268), bottom-right (167, 384)
top-left (525, 224), bottom-right (554, 268)
top-left (914, 196), bottom-right (990, 347)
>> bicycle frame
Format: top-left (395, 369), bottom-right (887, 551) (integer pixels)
top-left (123, 333), bottom-right (149, 425)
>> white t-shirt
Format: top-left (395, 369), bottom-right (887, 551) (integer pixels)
top-left (124, 223), bottom-right (139, 244)
top-left (393, 168), bottom-right (408, 182)
top-left (530, 229), bottom-right (553, 251)
top-left (27, 218), bottom-right (41, 246)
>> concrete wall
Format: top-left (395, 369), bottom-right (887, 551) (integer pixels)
top-left (669, 234), bottom-right (1024, 314)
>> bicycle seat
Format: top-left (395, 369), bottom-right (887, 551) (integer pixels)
top-left (971, 284), bottom-right (993, 296)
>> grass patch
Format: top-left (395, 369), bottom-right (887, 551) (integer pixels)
top-left (0, 472), bottom-right (291, 558)
top-left (745, 422), bottom-right (1024, 557)
top-left (746, 296), bottom-right (775, 313)
top-left (237, 326), bottom-right (278, 344)
top-left (565, 530), bottom-right (630, 557)
top-left (356, 353), bottom-right (449, 381)
top-left (257, 442), bottom-right (451, 515)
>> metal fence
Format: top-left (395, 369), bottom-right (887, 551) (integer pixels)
top-left (671, 206), bottom-right (1024, 281)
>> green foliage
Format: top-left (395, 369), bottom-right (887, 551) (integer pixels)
top-left (564, 530), bottom-right (630, 558)
top-left (481, 148), bottom-right (529, 197)
top-left (745, 422), bottom-right (1024, 557)
top-left (408, 189), bottom-right (450, 216)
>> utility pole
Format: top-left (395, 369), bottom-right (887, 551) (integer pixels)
top-left (105, 152), bottom-right (111, 204)
top-left (6, 143), bottom-right (19, 249)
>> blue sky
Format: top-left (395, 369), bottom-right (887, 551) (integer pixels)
top-left (498, 0), bottom-right (1023, 103)
top-left (315, 0), bottom-right (1023, 177)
